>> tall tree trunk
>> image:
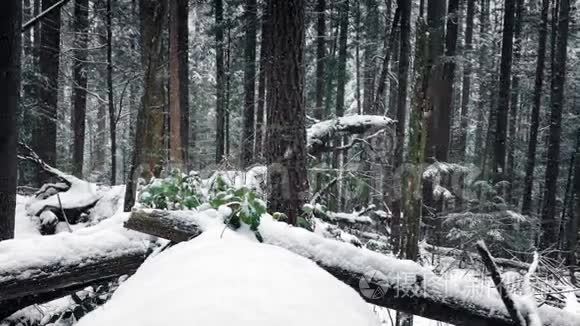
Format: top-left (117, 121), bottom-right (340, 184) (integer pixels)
top-left (566, 126), bottom-right (580, 278)
top-left (241, 0), bottom-right (257, 168)
top-left (431, 0), bottom-right (459, 162)
top-left (123, 0), bottom-right (167, 212)
top-left (404, 20), bottom-right (429, 263)
top-left (493, 0), bottom-right (516, 185)
top-left (34, 0), bottom-right (61, 184)
top-left (107, 0), bottom-right (116, 184)
top-left (540, 0), bottom-right (571, 250)
top-left (332, 0), bottom-right (349, 210)
top-left (373, 6), bottom-right (400, 113)
top-left (506, 0), bottom-right (524, 202)
top-left (71, 0), bottom-right (89, 178)
top-left (522, 0), bottom-right (549, 215)
top-left (225, 24), bottom-right (232, 158)
top-left (314, 0), bottom-right (326, 120)
top-left (334, 0), bottom-right (349, 118)
top-left (266, 0), bottom-right (308, 226)
top-left (474, 0), bottom-right (489, 167)
top-left (354, 0), bottom-right (361, 114)
top-left (0, 0), bottom-right (21, 240)
top-left (390, 0), bottom-right (411, 255)
top-left (169, 0), bottom-right (190, 170)
top-left (457, 0), bottom-right (474, 162)
top-left (215, 0), bottom-right (225, 163)
top-left (255, 0), bottom-right (271, 162)
top-left (423, 0), bottom-right (446, 162)
top-left (362, 0), bottom-right (379, 114)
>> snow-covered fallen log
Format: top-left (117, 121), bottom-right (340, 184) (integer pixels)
top-left (0, 214), bottom-right (152, 320)
top-left (125, 209), bottom-right (580, 326)
top-left (306, 115), bottom-right (395, 155)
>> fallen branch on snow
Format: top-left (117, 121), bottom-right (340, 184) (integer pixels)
top-left (477, 241), bottom-right (527, 326)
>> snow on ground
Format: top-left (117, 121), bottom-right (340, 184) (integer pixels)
top-left (14, 195), bottom-right (41, 239)
top-left (76, 227), bottom-right (381, 326)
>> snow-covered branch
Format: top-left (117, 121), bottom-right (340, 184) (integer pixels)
top-left (306, 115), bottom-right (396, 155)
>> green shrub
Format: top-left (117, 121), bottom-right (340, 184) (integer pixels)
top-left (139, 171), bottom-right (203, 210)
top-left (210, 179), bottom-right (266, 241)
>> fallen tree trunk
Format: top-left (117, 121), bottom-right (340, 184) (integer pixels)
top-left (0, 253), bottom-right (146, 320)
top-left (0, 216), bottom-right (151, 320)
top-left (125, 210), bottom-right (580, 326)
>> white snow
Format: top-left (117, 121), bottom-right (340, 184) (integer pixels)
top-left (329, 211), bottom-right (374, 224)
top-left (88, 185), bottom-right (126, 224)
top-left (203, 165), bottom-right (267, 194)
top-left (14, 195), bottom-right (41, 239)
top-left (76, 227), bottom-right (380, 326)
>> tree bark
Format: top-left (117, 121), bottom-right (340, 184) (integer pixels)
top-left (71, 0), bottom-right (89, 178)
top-left (215, 0), bottom-right (225, 163)
top-left (522, 0), bottom-right (549, 215)
top-left (266, 0), bottom-right (309, 226)
top-left (0, 0), bottom-right (21, 241)
top-left (241, 0), bottom-right (258, 168)
top-left (540, 0), bottom-right (572, 249)
top-left (169, 0), bottom-right (190, 170)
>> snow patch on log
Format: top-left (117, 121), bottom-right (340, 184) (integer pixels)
top-left (0, 213), bottom-right (150, 285)
top-left (75, 228), bottom-right (381, 326)
top-left (26, 174), bottom-right (102, 217)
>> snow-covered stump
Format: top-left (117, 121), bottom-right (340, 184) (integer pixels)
top-left (125, 210), bottom-right (580, 326)
top-left (0, 215), bottom-right (152, 320)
